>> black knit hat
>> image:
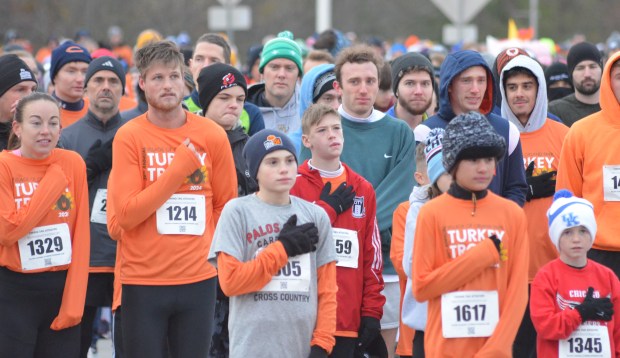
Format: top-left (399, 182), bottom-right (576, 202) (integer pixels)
top-left (84, 56), bottom-right (126, 94)
top-left (242, 129), bottom-right (297, 181)
top-left (0, 54), bottom-right (37, 98)
top-left (50, 41), bottom-right (91, 84)
top-left (442, 111), bottom-right (506, 173)
top-left (197, 63), bottom-right (247, 115)
top-left (313, 70), bottom-right (336, 102)
top-left (567, 42), bottom-right (602, 79)
top-left (390, 52), bottom-right (434, 95)
top-left (545, 62), bottom-right (572, 89)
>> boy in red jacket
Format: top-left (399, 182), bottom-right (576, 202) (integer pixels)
top-left (531, 189), bottom-right (620, 357)
top-left (291, 103), bottom-right (385, 356)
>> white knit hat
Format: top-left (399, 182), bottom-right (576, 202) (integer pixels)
top-left (547, 189), bottom-right (597, 249)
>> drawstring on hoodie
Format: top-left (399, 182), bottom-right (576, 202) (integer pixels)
top-left (471, 192), bottom-right (477, 216)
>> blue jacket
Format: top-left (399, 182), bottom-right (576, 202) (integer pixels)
top-left (414, 50), bottom-right (527, 206)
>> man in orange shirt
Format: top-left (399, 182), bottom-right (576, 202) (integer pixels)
top-left (498, 52), bottom-right (569, 357)
top-left (49, 41), bottom-right (92, 128)
top-left (107, 40), bottom-right (237, 358)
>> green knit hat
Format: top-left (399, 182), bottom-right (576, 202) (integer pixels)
top-left (259, 31), bottom-right (303, 75)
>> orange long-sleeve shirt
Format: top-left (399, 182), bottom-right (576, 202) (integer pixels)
top-left (59, 97), bottom-right (89, 129)
top-left (521, 119), bottom-right (568, 281)
top-left (0, 149), bottom-right (90, 330)
top-left (107, 111), bottom-right (237, 285)
top-left (390, 201), bottom-right (414, 356)
top-left (413, 191), bottom-right (529, 358)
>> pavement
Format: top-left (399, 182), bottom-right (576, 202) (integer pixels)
top-left (87, 337), bottom-right (114, 358)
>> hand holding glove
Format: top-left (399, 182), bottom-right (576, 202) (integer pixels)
top-left (525, 161), bottom-right (556, 201)
top-left (489, 234), bottom-right (508, 262)
top-left (85, 138), bottom-right (114, 185)
top-left (575, 287), bottom-right (614, 322)
top-left (308, 345), bottom-right (328, 358)
top-left (357, 316), bottom-right (381, 350)
top-left (277, 214), bottom-right (319, 257)
top-left (320, 182), bottom-right (355, 215)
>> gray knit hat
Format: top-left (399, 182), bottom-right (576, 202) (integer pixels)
top-left (442, 111), bottom-right (506, 173)
top-left (390, 52), bottom-right (434, 95)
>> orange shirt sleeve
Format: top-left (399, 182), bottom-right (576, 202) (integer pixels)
top-left (109, 139), bottom-right (201, 231)
top-left (390, 202), bottom-right (409, 277)
top-left (311, 261), bottom-right (337, 353)
top-left (412, 210), bottom-right (500, 302)
top-left (207, 134), bottom-right (238, 226)
top-left (51, 155), bottom-right (91, 330)
top-left (216, 242), bottom-right (289, 296)
top-left (0, 163), bottom-right (67, 246)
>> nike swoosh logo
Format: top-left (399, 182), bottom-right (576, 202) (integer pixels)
top-left (384, 154), bottom-right (393, 158)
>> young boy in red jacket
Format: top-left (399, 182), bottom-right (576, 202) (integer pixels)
top-left (291, 103), bottom-right (385, 357)
top-left (531, 189), bottom-right (620, 357)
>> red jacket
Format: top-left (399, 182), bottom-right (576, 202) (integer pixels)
top-left (291, 160), bottom-right (384, 337)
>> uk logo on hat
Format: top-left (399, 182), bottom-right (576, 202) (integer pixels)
top-left (263, 134), bottom-right (283, 150)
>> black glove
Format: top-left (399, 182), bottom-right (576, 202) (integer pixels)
top-left (277, 215), bottom-right (319, 257)
top-left (575, 287), bottom-right (614, 322)
top-left (357, 316), bottom-right (381, 350)
top-left (85, 138), bottom-right (114, 185)
top-left (308, 345), bottom-right (328, 358)
top-left (525, 161), bottom-right (556, 201)
top-left (320, 182), bottom-right (355, 215)
top-left (488, 234), bottom-right (507, 262)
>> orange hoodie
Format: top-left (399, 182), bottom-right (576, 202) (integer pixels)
top-left (107, 111), bottom-right (237, 286)
top-left (557, 51), bottom-right (620, 252)
top-left (0, 149), bottom-right (90, 330)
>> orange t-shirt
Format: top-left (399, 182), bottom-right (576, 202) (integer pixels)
top-left (520, 119), bottom-right (568, 281)
top-left (107, 111), bottom-right (237, 286)
top-left (390, 201), bottom-right (414, 356)
top-left (0, 149), bottom-right (90, 330)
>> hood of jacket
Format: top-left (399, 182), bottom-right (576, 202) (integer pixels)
top-left (600, 51), bottom-right (620, 123)
top-left (499, 55), bottom-right (548, 133)
top-left (299, 63), bottom-right (335, 117)
top-left (409, 184), bottom-right (431, 206)
top-left (437, 50), bottom-right (495, 121)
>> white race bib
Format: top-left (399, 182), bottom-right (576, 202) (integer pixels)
top-left (156, 194), bottom-right (206, 235)
top-left (90, 189), bottom-right (108, 224)
top-left (603, 165), bottom-right (620, 201)
top-left (18, 223), bottom-right (72, 271)
top-left (441, 290), bottom-right (499, 338)
top-left (333, 228), bottom-right (359, 268)
top-left (559, 325), bottom-right (611, 358)
top-left (260, 253), bottom-right (311, 292)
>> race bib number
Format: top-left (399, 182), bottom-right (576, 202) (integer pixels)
top-left (333, 228), bottom-right (359, 268)
top-left (260, 253), bottom-right (311, 292)
top-left (603, 165), bottom-right (620, 201)
top-left (559, 325), bottom-right (611, 358)
top-left (156, 194), bottom-right (205, 235)
top-left (90, 189), bottom-right (107, 224)
top-left (441, 290), bottom-right (499, 338)
top-left (18, 223), bottom-right (72, 271)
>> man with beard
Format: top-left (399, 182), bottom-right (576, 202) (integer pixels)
top-left (107, 41), bottom-right (237, 357)
top-left (549, 42), bottom-right (603, 127)
top-left (59, 56), bottom-right (128, 358)
top-left (388, 53), bottom-right (435, 137)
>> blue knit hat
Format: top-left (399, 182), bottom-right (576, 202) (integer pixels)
top-left (242, 129), bottom-right (298, 181)
top-left (424, 128), bottom-right (446, 184)
top-left (50, 41), bottom-right (91, 84)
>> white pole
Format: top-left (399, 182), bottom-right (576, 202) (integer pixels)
top-left (316, 0), bottom-right (332, 34)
